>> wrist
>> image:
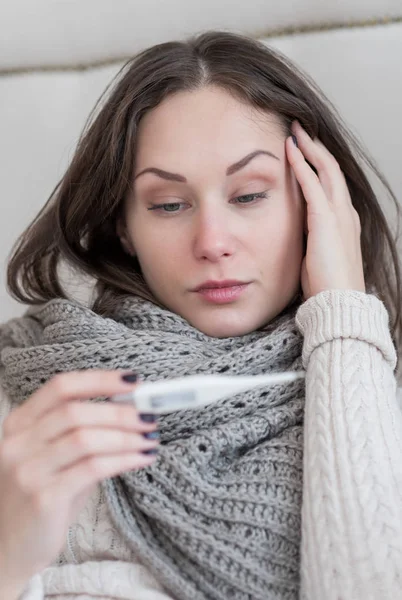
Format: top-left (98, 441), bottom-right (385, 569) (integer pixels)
top-left (295, 289), bottom-right (397, 370)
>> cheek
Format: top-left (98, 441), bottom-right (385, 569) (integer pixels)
top-left (129, 221), bottom-right (185, 280)
top-left (255, 206), bottom-right (303, 273)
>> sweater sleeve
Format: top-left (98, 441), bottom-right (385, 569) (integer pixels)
top-left (295, 289), bottom-right (402, 600)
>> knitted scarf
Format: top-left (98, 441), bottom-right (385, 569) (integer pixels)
top-left (0, 294), bottom-right (305, 600)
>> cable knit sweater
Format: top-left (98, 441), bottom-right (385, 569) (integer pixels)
top-left (1, 290), bottom-right (402, 600)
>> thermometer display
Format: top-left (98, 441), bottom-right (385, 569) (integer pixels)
top-left (150, 390), bottom-right (196, 409)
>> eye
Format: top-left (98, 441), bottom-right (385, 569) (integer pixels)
top-left (231, 191), bottom-right (269, 204)
top-left (146, 190), bottom-right (270, 214)
top-left (147, 202), bottom-right (184, 213)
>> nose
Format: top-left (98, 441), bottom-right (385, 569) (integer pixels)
top-left (192, 208), bottom-right (236, 262)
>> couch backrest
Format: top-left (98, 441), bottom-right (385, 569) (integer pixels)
top-left (1, 1), bottom-right (402, 321)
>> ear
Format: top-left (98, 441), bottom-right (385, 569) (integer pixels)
top-left (116, 218), bottom-right (136, 257)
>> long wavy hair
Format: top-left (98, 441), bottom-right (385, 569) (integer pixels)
top-left (6, 30), bottom-right (402, 375)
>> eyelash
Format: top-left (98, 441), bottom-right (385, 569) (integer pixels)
top-left (147, 191), bottom-right (269, 214)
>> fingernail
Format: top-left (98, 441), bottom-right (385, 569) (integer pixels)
top-left (292, 134), bottom-right (298, 148)
top-left (121, 372), bottom-right (138, 383)
top-left (142, 448), bottom-right (159, 455)
top-left (139, 413), bottom-right (157, 423)
top-left (143, 430), bottom-right (160, 440)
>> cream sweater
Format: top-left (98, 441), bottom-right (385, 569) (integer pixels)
top-left (1, 290), bottom-right (402, 600)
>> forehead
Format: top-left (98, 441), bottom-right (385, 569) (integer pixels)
top-left (135, 87), bottom-right (285, 165)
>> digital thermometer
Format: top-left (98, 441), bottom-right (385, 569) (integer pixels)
top-left (111, 371), bottom-right (305, 414)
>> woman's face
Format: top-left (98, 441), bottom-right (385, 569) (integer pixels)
top-left (119, 86), bottom-right (305, 337)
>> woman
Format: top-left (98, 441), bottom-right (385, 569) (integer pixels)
top-left (0, 30), bottom-right (401, 600)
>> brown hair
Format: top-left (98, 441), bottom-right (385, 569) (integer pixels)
top-left (6, 30), bottom-right (402, 374)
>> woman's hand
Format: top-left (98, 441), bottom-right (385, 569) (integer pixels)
top-left (0, 370), bottom-right (159, 596)
top-left (286, 120), bottom-right (366, 301)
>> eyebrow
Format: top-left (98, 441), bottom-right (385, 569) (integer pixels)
top-left (134, 149), bottom-right (280, 183)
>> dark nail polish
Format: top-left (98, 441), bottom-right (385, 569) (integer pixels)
top-left (143, 431), bottom-right (160, 440)
top-left (292, 134), bottom-right (298, 148)
top-left (121, 373), bottom-right (138, 383)
top-left (142, 448), bottom-right (158, 455)
top-left (139, 413), bottom-right (157, 423)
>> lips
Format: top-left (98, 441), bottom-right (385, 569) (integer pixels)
top-left (192, 281), bottom-right (250, 304)
top-left (193, 279), bottom-right (248, 292)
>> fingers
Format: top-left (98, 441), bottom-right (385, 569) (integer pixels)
top-left (287, 121), bottom-right (358, 221)
top-left (3, 370), bottom-right (141, 437)
top-left (15, 427), bottom-right (160, 485)
top-left (52, 451), bottom-right (157, 501)
top-left (36, 400), bottom-right (156, 444)
top-left (0, 370), bottom-right (160, 517)
top-left (292, 121), bottom-right (339, 176)
top-left (5, 400), bottom-right (158, 462)
top-left (286, 128), bottom-right (329, 219)
top-left (285, 120), bottom-right (365, 297)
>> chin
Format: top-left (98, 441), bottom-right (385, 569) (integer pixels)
top-left (188, 310), bottom-right (264, 338)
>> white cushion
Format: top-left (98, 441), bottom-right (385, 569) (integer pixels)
top-left (1, 0), bottom-right (401, 69)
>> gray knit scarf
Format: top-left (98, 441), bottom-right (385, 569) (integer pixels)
top-left (0, 294), bottom-right (305, 600)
